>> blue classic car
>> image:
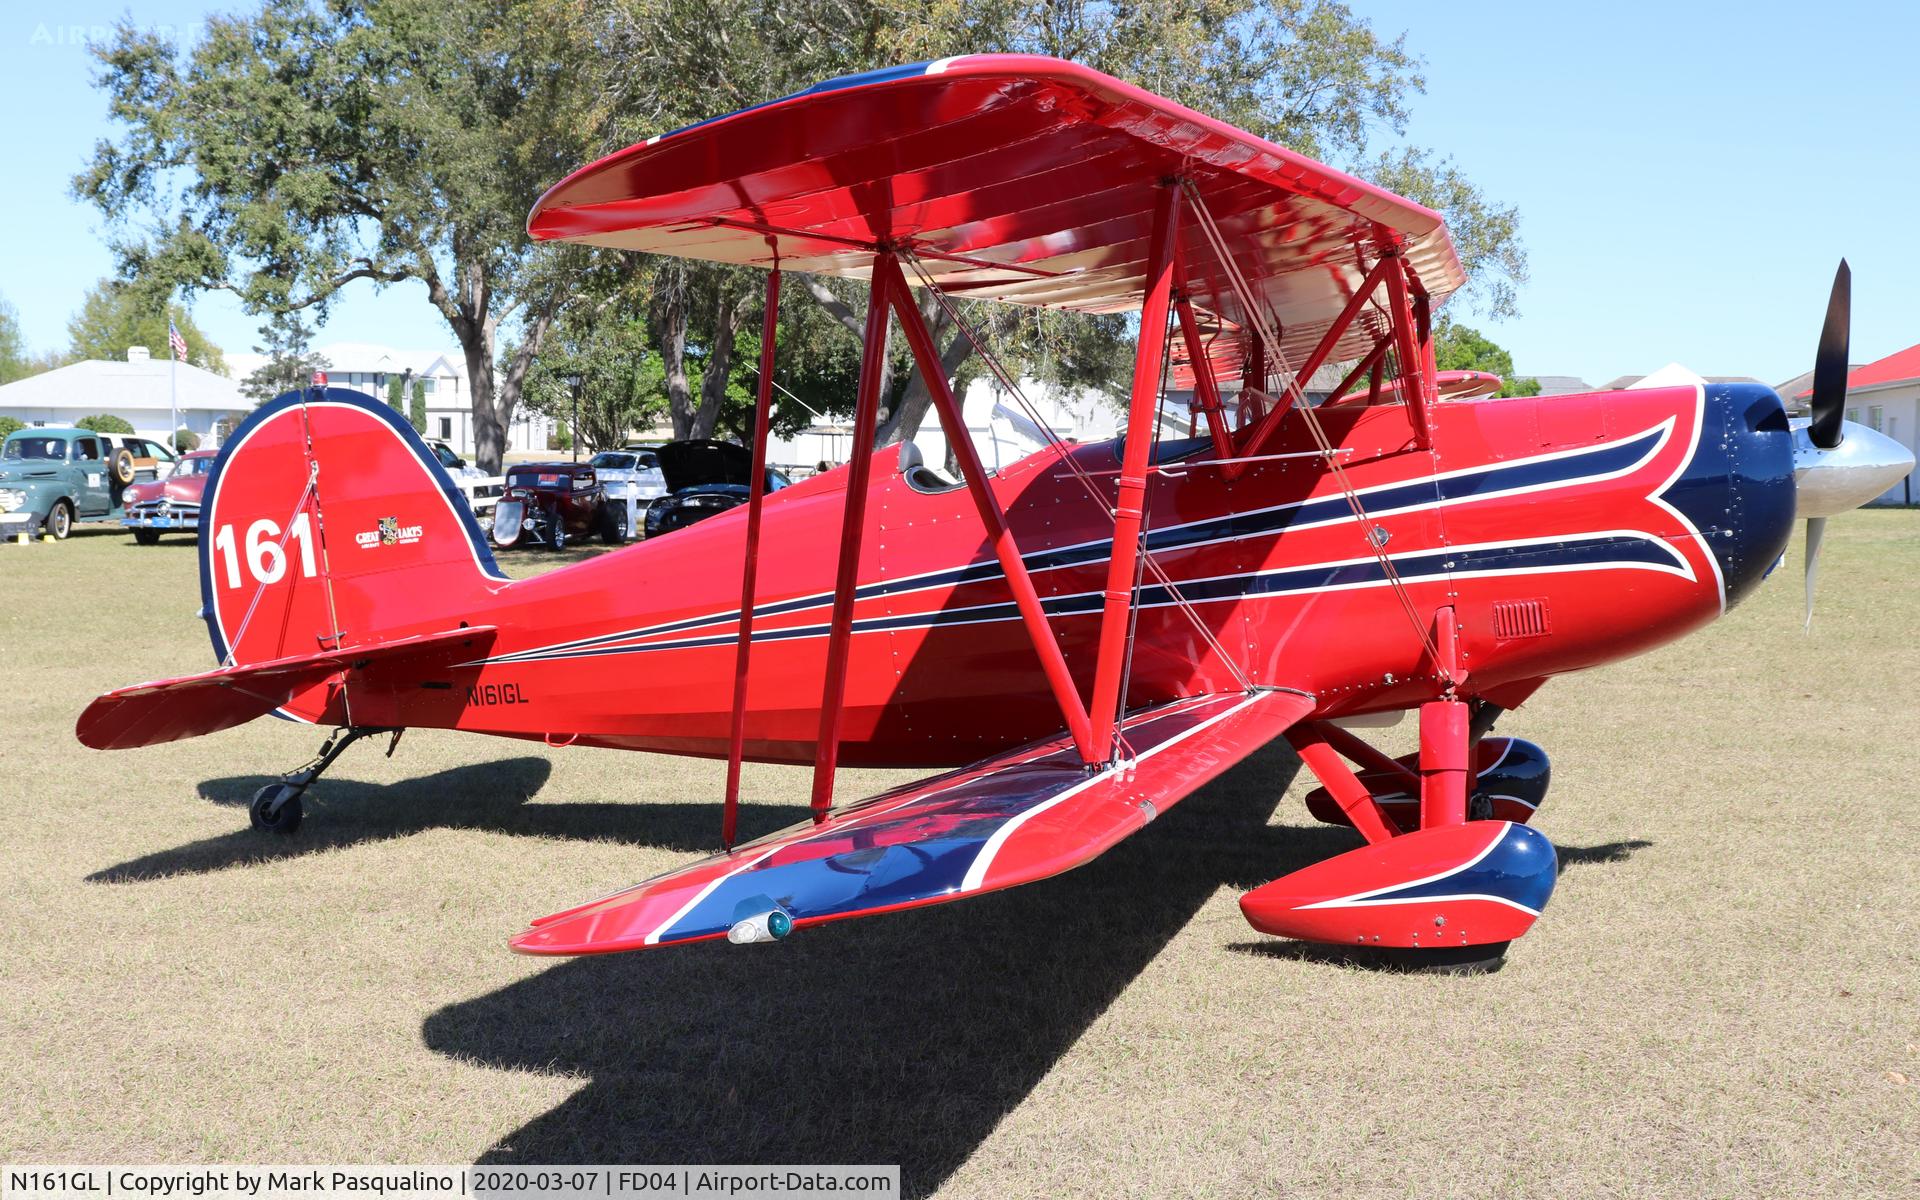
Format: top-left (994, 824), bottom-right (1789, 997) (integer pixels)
top-left (0, 428), bottom-right (147, 539)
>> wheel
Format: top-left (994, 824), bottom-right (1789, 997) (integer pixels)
top-left (109, 448), bottom-right (136, 486)
top-left (551, 523), bottom-right (567, 551)
top-left (45, 500), bottom-right (73, 540)
top-left (598, 506), bottom-right (623, 544)
top-left (133, 529), bottom-right (162, 546)
top-left (249, 784), bottom-right (304, 834)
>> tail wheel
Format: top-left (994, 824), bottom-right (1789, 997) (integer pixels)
top-left (109, 448), bottom-right (137, 486)
top-left (249, 784), bottom-right (304, 834)
top-left (46, 500), bottom-right (73, 540)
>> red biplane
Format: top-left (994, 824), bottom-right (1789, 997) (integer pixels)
top-left (78, 56), bottom-right (1912, 967)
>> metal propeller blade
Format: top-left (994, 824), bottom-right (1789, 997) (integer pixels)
top-left (1803, 516), bottom-right (1827, 632)
top-left (1807, 260), bottom-right (1851, 450)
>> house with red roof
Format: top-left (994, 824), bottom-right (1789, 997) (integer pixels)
top-left (1796, 342), bottom-right (1920, 505)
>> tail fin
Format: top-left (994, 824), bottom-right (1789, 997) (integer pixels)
top-left (198, 387), bottom-right (506, 722)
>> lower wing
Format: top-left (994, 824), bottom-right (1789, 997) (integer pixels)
top-left (513, 689), bottom-right (1314, 955)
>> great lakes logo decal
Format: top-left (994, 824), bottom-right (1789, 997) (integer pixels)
top-left (357, 515), bottom-right (424, 549)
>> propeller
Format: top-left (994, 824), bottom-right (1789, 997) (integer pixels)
top-left (1793, 260), bottom-right (1916, 631)
top-left (1807, 260), bottom-right (1850, 450)
top-left (1803, 516), bottom-right (1826, 632)
top-left (1801, 260), bottom-right (1849, 629)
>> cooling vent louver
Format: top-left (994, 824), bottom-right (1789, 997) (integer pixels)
top-left (1492, 598), bottom-right (1551, 640)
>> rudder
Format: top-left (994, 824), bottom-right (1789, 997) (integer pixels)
top-left (198, 387), bottom-right (507, 722)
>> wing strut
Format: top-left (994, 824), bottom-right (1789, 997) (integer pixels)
top-left (808, 256), bottom-right (893, 818)
top-left (878, 255), bottom-right (1100, 762)
top-left (1229, 252), bottom-right (1399, 477)
top-left (1087, 179), bottom-right (1184, 760)
top-left (1174, 294), bottom-right (1235, 461)
top-left (721, 264), bottom-right (782, 849)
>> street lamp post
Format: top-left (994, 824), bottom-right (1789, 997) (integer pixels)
top-left (563, 372), bottom-right (583, 462)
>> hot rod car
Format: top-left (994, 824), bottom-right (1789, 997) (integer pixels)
top-left (489, 461), bottom-right (622, 549)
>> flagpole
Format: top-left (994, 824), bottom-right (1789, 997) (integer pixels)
top-left (168, 302), bottom-right (179, 452)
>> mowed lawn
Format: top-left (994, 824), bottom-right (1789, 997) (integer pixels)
top-left (1, 514), bottom-right (1916, 1197)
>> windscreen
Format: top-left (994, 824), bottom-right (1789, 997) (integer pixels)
top-left (4, 438), bottom-right (66, 461)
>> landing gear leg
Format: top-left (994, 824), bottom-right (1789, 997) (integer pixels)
top-left (1245, 696), bottom-right (1557, 971)
top-left (249, 726), bottom-right (401, 834)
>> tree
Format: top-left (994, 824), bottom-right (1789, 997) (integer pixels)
top-left (66, 279), bottom-right (225, 372)
top-left (408, 382), bottom-right (427, 434)
top-left (78, 0), bottom-right (606, 472)
top-left (77, 414), bottom-right (136, 434)
top-left (1432, 316), bottom-right (1540, 397)
top-left (586, 0), bottom-right (1529, 447)
top-left (519, 308), bottom-right (667, 455)
top-left (238, 313), bottom-right (330, 405)
top-left (0, 294), bottom-right (30, 384)
top-left (0, 417), bottom-right (24, 440)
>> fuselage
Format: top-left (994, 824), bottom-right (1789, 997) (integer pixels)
top-left (337, 382), bottom-right (1796, 767)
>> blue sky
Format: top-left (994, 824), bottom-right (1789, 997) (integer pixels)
top-left (2, 1), bottom-right (1914, 386)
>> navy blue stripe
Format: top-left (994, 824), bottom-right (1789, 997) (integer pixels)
top-left (487, 428), bottom-right (1666, 665)
top-left (1360, 823), bottom-right (1558, 913)
top-left (505, 534), bottom-right (1680, 663)
top-left (654, 696), bottom-right (1242, 941)
top-left (642, 62), bottom-right (936, 146)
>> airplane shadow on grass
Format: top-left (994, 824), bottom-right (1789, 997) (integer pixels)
top-left (420, 744), bottom-right (1307, 1194)
top-left (420, 746), bottom-right (1654, 1197)
top-left (86, 758), bottom-right (804, 883)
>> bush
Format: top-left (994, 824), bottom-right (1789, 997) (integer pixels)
top-left (173, 429), bottom-right (201, 453)
top-left (0, 416), bottom-right (22, 440)
top-left (77, 414), bottom-right (136, 434)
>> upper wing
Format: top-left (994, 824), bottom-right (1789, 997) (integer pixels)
top-left (526, 54), bottom-right (1462, 377)
top-left (75, 625), bottom-right (497, 750)
top-left (512, 689), bottom-right (1313, 955)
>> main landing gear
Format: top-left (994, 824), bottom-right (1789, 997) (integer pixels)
top-left (249, 726), bottom-right (402, 834)
top-left (1243, 696), bottom-right (1560, 972)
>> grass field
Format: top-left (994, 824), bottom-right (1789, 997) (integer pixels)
top-left (2, 515), bottom-right (1916, 1197)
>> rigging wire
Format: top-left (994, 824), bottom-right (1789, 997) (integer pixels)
top-left (902, 254), bottom-right (1256, 695)
top-left (1181, 183), bottom-right (1445, 672)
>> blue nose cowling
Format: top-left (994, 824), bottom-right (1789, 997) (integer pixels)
top-left (1659, 383), bottom-right (1797, 609)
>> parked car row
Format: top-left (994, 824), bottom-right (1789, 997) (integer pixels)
top-left (0, 424), bottom-right (790, 551)
top-left (0, 427), bottom-right (183, 540)
top-left (486, 440), bottom-right (791, 551)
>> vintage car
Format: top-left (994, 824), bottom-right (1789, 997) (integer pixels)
top-left (0, 428), bottom-right (143, 540)
top-left (489, 461), bottom-right (620, 549)
top-left (587, 448), bottom-right (667, 539)
top-left (121, 450), bottom-right (217, 544)
top-left (116, 435), bottom-right (182, 482)
top-left (642, 439), bottom-right (793, 539)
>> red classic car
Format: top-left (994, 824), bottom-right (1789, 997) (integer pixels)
top-left (122, 450), bottom-right (217, 544)
top-left (490, 461), bottom-right (620, 550)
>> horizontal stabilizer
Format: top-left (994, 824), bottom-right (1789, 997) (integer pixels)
top-left (513, 689), bottom-right (1314, 956)
top-left (75, 626), bottom-right (497, 750)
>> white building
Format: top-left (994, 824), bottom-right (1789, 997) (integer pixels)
top-left (0, 348), bottom-right (247, 446)
top-left (767, 377), bottom-right (1136, 475)
top-left (226, 341), bottom-right (552, 456)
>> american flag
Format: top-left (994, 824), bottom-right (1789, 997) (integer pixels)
top-left (167, 319), bottom-right (188, 363)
